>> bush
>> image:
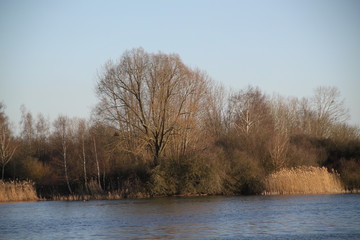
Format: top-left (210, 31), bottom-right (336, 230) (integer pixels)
top-left (288, 135), bottom-right (327, 167)
top-left (223, 151), bottom-right (265, 195)
top-left (149, 155), bottom-right (223, 196)
top-left (120, 172), bottom-right (149, 198)
top-left (339, 159), bottom-right (360, 190)
top-left (20, 157), bottom-right (53, 184)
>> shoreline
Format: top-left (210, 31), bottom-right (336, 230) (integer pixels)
top-left (3, 191), bottom-right (360, 203)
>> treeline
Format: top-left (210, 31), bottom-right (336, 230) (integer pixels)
top-left (1, 48), bottom-right (360, 198)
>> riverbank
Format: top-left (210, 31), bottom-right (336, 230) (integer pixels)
top-left (1, 166), bottom-right (355, 202)
top-left (2, 188), bottom-right (357, 203)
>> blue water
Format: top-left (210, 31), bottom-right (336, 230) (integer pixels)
top-left (1, 194), bottom-right (360, 239)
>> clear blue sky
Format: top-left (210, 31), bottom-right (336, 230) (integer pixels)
top-left (1, 0), bottom-right (360, 129)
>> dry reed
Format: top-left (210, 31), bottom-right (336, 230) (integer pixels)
top-left (264, 166), bottom-right (344, 195)
top-left (0, 180), bottom-right (38, 202)
top-left (51, 189), bottom-right (154, 201)
top-left (51, 192), bottom-right (123, 201)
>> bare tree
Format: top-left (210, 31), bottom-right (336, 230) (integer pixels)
top-left (35, 113), bottom-right (50, 143)
top-left (290, 97), bottom-right (314, 136)
top-left (33, 113), bottom-right (50, 161)
top-left (226, 86), bottom-right (274, 172)
top-left (0, 103), bottom-right (17, 180)
top-left (77, 119), bottom-right (88, 193)
top-left (89, 122), bottom-right (106, 189)
top-left (201, 81), bottom-right (227, 142)
top-left (92, 134), bottom-right (101, 188)
top-left (311, 86), bottom-right (349, 138)
top-left (89, 123), bottom-right (110, 190)
top-left (53, 115), bottom-right (72, 194)
top-left (96, 48), bottom-right (208, 165)
top-left (229, 86), bottom-right (272, 136)
top-left (331, 123), bottom-right (360, 144)
top-left (20, 105), bottom-right (35, 151)
top-left (269, 95), bottom-right (291, 170)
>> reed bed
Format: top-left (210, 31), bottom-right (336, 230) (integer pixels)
top-left (51, 191), bottom-right (149, 201)
top-left (0, 180), bottom-right (38, 202)
top-left (52, 192), bottom-right (122, 201)
top-left (264, 166), bottom-right (344, 195)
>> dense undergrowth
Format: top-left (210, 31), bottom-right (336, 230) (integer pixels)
top-left (0, 165), bottom-right (350, 202)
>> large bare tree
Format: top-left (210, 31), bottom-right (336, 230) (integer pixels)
top-left (96, 48), bottom-right (208, 165)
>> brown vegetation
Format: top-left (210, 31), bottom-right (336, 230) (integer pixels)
top-left (264, 166), bottom-right (344, 195)
top-left (1, 48), bottom-right (359, 200)
top-left (0, 180), bottom-right (38, 202)
top-left (0, 103), bottom-right (18, 180)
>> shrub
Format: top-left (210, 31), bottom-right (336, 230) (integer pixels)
top-left (339, 159), bottom-right (360, 191)
top-left (149, 155), bottom-right (223, 196)
top-left (223, 151), bottom-right (265, 195)
top-left (20, 157), bottom-right (53, 184)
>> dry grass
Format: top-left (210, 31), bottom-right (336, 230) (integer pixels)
top-left (264, 166), bottom-right (344, 195)
top-left (51, 191), bottom-right (149, 201)
top-left (0, 180), bottom-right (38, 202)
top-left (52, 192), bottom-right (123, 201)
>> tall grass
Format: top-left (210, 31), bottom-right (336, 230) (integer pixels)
top-left (52, 193), bottom-right (122, 201)
top-left (264, 166), bottom-right (344, 195)
top-left (0, 180), bottom-right (38, 202)
top-left (51, 191), bottom-right (150, 201)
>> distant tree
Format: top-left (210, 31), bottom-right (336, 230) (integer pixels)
top-left (77, 119), bottom-right (88, 193)
top-left (53, 115), bottom-right (72, 194)
top-left (228, 87), bottom-right (273, 159)
top-left (96, 48), bottom-right (208, 165)
top-left (330, 123), bottom-right (360, 144)
top-left (229, 86), bottom-right (272, 136)
top-left (0, 103), bottom-right (17, 180)
top-left (35, 113), bottom-right (50, 145)
top-left (34, 113), bottom-right (50, 162)
top-left (89, 123), bottom-right (108, 189)
top-left (203, 82), bottom-right (227, 140)
top-left (311, 86), bottom-right (349, 138)
top-left (91, 132), bottom-right (101, 189)
top-left (20, 105), bottom-right (35, 152)
top-left (269, 95), bottom-right (293, 170)
top-left (225, 87), bottom-right (274, 175)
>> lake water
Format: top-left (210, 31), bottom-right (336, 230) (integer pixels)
top-left (0, 194), bottom-right (360, 239)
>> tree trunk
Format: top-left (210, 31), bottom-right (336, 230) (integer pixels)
top-left (82, 136), bottom-right (88, 193)
top-left (63, 141), bottom-right (72, 194)
top-left (1, 165), bottom-right (4, 180)
top-left (93, 136), bottom-right (101, 189)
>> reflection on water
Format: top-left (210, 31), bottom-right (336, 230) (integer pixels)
top-left (0, 194), bottom-right (360, 239)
